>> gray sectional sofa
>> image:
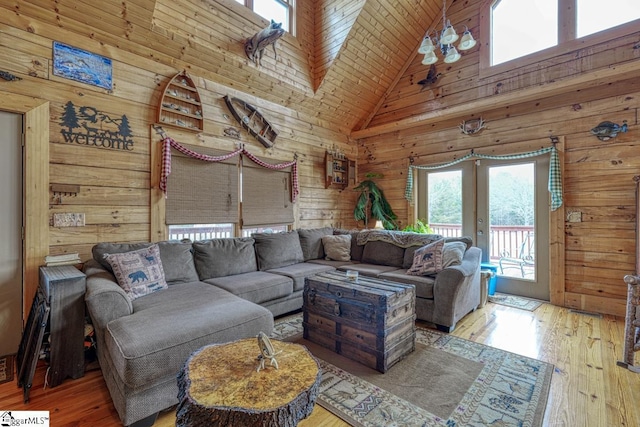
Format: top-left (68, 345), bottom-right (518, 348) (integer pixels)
top-left (84, 228), bottom-right (481, 426)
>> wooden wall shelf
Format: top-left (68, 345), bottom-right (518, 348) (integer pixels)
top-left (158, 71), bottom-right (203, 132)
top-left (325, 151), bottom-right (355, 189)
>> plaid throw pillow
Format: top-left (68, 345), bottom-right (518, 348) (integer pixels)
top-left (407, 238), bottom-right (445, 276)
top-left (104, 244), bottom-right (168, 300)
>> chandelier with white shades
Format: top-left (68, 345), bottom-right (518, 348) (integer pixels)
top-left (418, 0), bottom-right (477, 65)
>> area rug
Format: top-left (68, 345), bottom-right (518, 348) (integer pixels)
top-left (488, 293), bottom-right (544, 311)
top-left (272, 314), bottom-right (553, 427)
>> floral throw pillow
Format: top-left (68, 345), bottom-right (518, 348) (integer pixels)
top-left (407, 238), bottom-right (445, 276)
top-left (104, 244), bottom-right (168, 300)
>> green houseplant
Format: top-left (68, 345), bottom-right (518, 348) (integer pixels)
top-left (353, 173), bottom-right (398, 229)
top-left (402, 219), bottom-right (434, 234)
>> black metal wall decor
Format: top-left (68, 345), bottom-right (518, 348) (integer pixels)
top-left (0, 70), bottom-right (22, 81)
top-left (60, 101), bottom-right (135, 151)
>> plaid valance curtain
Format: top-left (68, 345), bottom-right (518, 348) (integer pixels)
top-left (160, 136), bottom-right (299, 203)
top-left (405, 146), bottom-right (562, 210)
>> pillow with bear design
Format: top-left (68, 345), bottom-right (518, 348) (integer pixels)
top-left (104, 244), bottom-right (168, 300)
top-left (406, 239), bottom-right (445, 276)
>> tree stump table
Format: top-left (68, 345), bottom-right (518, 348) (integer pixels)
top-left (176, 337), bottom-right (321, 426)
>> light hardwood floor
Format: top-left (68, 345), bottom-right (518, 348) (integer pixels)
top-left (1, 301), bottom-right (639, 426)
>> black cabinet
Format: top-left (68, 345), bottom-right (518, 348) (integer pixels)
top-left (18, 265), bottom-right (87, 400)
top-left (39, 265), bottom-right (87, 387)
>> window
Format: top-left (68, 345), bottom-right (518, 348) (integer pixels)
top-left (426, 170), bottom-right (463, 237)
top-left (491, 0), bottom-right (557, 65)
top-left (489, 0), bottom-right (640, 66)
top-left (235, 0), bottom-right (294, 34)
top-left (164, 143), bottom-right (294, 240)
top-left (576, 0), bottom-right (640, 37)
top-left (415, 162), bottom-right (474, 239)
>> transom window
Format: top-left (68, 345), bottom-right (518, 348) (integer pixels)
top-left (234, 0), bottom-right (294, 34)
top-left (490, 0), bottom-right (640, 65)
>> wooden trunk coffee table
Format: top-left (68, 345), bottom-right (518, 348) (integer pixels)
top-left (176, 338), bottom-right (321, 427)
top-left (303, 270), bottom-right (416, 373)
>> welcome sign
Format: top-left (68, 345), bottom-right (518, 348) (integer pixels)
top-left (59, 101), bottom-right (135, 151)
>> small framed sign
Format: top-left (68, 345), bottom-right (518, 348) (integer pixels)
top-left (53, 41), bottom-right (112, 90)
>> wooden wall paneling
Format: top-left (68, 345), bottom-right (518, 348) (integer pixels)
top-left (3, 1), bottom-right (314, 108)
top-left (50, 164), bottom-right (150, 189)
top-left (313, 0), bottom-right (364, 89)
top-left (564, 292), bottom-right (628, 317)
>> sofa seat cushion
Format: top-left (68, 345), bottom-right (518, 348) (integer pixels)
top-left (203, 271), bottom-right (293, 304)
top-left (267, 262), bottom-right (336, 291)
top-left (104, 282), bottom-right (273, 390)
top-left (336, 263), bottom-right (399, 277)
top-left (379, 270), bottom-right (435, 299)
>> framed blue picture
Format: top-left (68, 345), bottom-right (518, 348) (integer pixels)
top-left (53, 42), bottom-right (112, 90)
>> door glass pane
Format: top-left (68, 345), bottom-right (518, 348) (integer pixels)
top-left (577, 0), bottom-right (640, 37)
top-left (489, 163), bottom-right (535, 280)
top-left (427, 170), bottom-right (462, 237)
top-left (491, 0), bottom-right (557, 65)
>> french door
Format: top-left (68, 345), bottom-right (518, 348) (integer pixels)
top-left (476, 158), bottom-right (550, 300)
top-left (417, 155), bottom-right (550, 300)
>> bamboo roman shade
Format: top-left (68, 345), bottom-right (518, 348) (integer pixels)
top-left (242, 157), bottom-right (293, 227)
top-left (165, 144), bottom-right (239, 225)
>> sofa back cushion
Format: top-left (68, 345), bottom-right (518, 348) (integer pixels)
top-left (93, 242), bottom-right (151, 271)
top-left (298, 227), bottom-right (334, 261)
top-left (193, 238), bottom-right (257, 279)
top-left (361, 241), bottom-right (405, 267)
top-left (253, 231), bottom-right (304, 270)
top-left (157, 241), bottom-right (200, 284)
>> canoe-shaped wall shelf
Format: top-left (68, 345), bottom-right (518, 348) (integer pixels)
top-left (158, 71), bottom-right (203, 132)
top-left (223, 95), bottom-right (278, 148)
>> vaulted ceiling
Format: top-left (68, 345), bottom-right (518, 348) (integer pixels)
top-left (150, 0), bottom-right (447, 133)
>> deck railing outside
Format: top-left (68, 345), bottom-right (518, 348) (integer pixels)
top-left (430, 223), bottom-right (534, 262)
top-left (168, 224), bottom-right (288, 241)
